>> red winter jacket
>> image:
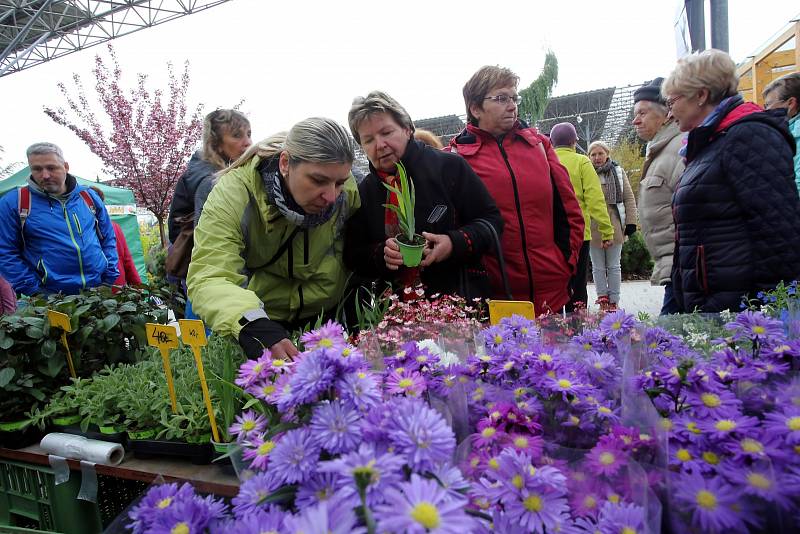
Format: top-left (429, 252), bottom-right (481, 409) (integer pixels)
top-left (449, 123), bottom-right (585, 313)
top-left (112, 222), bottom-right (142, 286)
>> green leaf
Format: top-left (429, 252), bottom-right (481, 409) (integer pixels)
top-left (41, 339), bottom-right (57, 357)
top-left (0, 368), bottom-right (15, 387)
top-left (101, 314), bottom-right (121, 332)
top-left (0, 335), bottom-right (12, 350)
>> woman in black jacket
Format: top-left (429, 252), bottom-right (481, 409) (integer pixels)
top-left (344, 91), bottom-right (503, 300)
top-left (663, 49), bottom-right (800, 312)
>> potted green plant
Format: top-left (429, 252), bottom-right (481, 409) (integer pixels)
top-left (382, 162), bottom-right (425, 267)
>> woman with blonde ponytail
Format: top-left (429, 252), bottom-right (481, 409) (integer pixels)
top-left (187, 117), bottom-right (359, 358)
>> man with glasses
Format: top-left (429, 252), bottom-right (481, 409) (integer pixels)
top-left (632, 77), bottom-right (685, 315)
top-left (763, 73), bottom-right (800, 193)
top-left (449, 65), bottom-right (585, 315)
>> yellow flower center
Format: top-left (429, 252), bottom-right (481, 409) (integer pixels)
top-left (395, 367), bottom-right (406, 374)
top-left (659, 418), bottom-right (673, 431)
top-left (752, 326), bottom-right (766, 335)
top-left (242, 420), bottom-right (255, 431)
top-left (583, 495), bottom-right (597, 509)
top-left (599, 452), bottom-right (615, 466)
top-left (622, 528), bottom-right (637, 534)
top-left (409, 501), bottom-right (440, 529)
top-left (686, 421), bottom-right (701, 434)
top-left (493, 335), bottom-right (503, 344)
top-left (557, 379), bottom-right (572, 389)
top-left (488, 458), bottom-right (499, 470)
top-left (523, 494), bottom-right (543, 512)
top-left (676, 448), bottom-right (692, 462)
top-left (598, 406), bottom-right (612, 414)
top-left (261, 384), bottom-right (276, 396)
top-left (318, 338), bottom-right (334, 348)
top-left (342, 348), bottom-right (352, 357)
top-left (481, 427), bottom-right (496, 439)
top-left (546, 370), bottom-right (556, 378)
top-left (513, 388), bottom-right (526, 399)
top-left (416, 355), bottom-right (428, 363)
top-left (357, 372), bottom-right (367, 379)
top-left (398, 378), bottom-right (414, 389)
top-left (157, 497), bottom-right (172, 509)
top-left (612, 321), bottom-right (622, 330)
top-left (741, 438), bottom-right (763, 453)
top-left (787, 416), bottom-right (800, 431)
top-left (470, 456), bottom-right (480, 467)
top-left (171, 523), bottom-right (190, 534)
top-left (257, 441), bottom-right (275, 456)
top-left (503, 361), bottom-right (514, 371)
top-left (538, 353), bottom-right (553, 362)
top-left (252, 363), bottom-right (263, 373)
top-left (608, 493), bottom-right (620, 504)
top-left (511, 474), bottom-right (524, 489)
top-left (513, 436), bottom-right (529, 449)
top-left (696, 490), bottom-right (717, 510)
top-left (746, 472), bottom-right (771, 490)
top-left (702, 451), bottom-right (719, 465)
top-left (714, 419), bottom-right (737, 432)
top-left (272, 359), bottom-right (285, 367)
top-left (701, 393), bottom-right (721, 408)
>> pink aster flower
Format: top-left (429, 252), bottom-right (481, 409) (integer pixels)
top-left (384, 369), bottom-right (426, 397)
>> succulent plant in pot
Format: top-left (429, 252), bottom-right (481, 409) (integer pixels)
top-left (382, 161), bottom-right (425, 267)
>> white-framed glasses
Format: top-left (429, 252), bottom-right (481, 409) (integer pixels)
top-left (484, 94), bottom-right (521, 105)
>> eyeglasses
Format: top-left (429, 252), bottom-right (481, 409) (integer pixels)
top-left (666, 95), bottom-right (684, 111)
top-left (484, 94), bottom-right (521, 105)
top-left (764, 98), bottom-right (785, 111)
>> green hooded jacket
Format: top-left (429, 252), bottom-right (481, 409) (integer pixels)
top-left (554, 147), bottom-right (614, 242)
top-left (187, 156), bottom-right (359, 338)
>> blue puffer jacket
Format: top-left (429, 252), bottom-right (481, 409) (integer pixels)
top-left (0, 175), bottom-right (119, 295)
top-left (672, 95), bottom-right (800, 312)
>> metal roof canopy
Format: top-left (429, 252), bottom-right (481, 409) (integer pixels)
top-left (0, 0), bottom-right (230, 78)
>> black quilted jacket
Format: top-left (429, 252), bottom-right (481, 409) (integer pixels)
top-left (672, 96), bottom-right (800, 312)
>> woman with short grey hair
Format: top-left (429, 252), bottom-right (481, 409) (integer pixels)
top-left (188, 117), bottom-right (359, 358)
top-left (345, 90), bottom-right (503, 300)
top-left (663, 49), bottom-right (800, 312)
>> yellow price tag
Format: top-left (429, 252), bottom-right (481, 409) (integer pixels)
top-left (179, 319), bottom-right (219, 442)
top-left (146, 323), bottom-right (179, 413)
top-left (47, 310), bottom-right (72, 332)
top-left (48, 310), bottom-right (76, 378)
top-left (179, 319), bottom-right (207, 347)
top-left (488, 299), bottom-right (536, 325)
top-left (146, 323), bottom-right (179, 350)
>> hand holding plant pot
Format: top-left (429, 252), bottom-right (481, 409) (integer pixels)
top-left (382, 162), bottom-right (425, 267)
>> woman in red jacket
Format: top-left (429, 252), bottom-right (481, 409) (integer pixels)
top-left (90, 187), bottom-right (141, 286)
top-left (449, 65), bottom-right (585, 314)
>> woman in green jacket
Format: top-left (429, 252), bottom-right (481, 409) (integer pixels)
top-left (187, 117), bottom-right (359, 358)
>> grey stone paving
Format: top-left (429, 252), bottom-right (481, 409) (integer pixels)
top-left (587, 280), bottom-right (664, 318)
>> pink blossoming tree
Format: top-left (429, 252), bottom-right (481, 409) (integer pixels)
top-left (44, 45), bottom-right (204, 246)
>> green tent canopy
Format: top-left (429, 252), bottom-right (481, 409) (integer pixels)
top-left (0, 168), bottom-right (147, 280)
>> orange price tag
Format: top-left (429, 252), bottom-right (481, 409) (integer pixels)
top-left (47, 310), bottom-right (72, 332)
top-left (488, 300), bottom-right (536, 325)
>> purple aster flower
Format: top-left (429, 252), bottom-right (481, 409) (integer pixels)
top-left (699, 414), bottom-right (760, 441)
top-left (318, 443), bottom-right (405, 507)
top-left (235, 353), bottom-right (272, 388)
top-left (502, 484), bottom-right (570, 533)
top-left (543, 371), bottom-right (589, 401)
top-left (286, 350), bottom-right (336, 406)
top-left (228, 410), bottom-right (267, 443)
top-left (128, 483), bottom-right (197, 534)
top-left (482, 324), bottom-right (514, 355)
top-left (672, 471), bottom-right (745, 532)
top-left (231, 472), bottom-right (281, 516)
top-left (472, 420), bottom-right (506, 450)
top-left (385, 368), bottom-right (427, 397)
top-left (725, 310), bottom-right (784, 342)
top-left (764, 406), bottom-right (800, 445)
top-left (429, 463), bottom-right (471, 501)
top-left (267, 428), bottom-right (320, 485)
top-left (599, 310), bottom-right (636, 340)
top-left (728, 465), bottom-right (799, 510)
top-left (337, 370), bottom-right (381, 412)
top-left (374, 473), bottom-right (473, 534)
top-left (685, 387), bottom-right (742, 420)
top-left (586, 440), bottom-right (627, 478)
top-left (211, 507), bottom-right (285, 534)
top-left (241, 433), bottom-right (278, 471)
top-left (309, 399), bottom-right (362, 454)
top-left (295, 472), bottom-right (356, 509)
top-left (596, 501), bottom-right (645, 534)
top-left (147, 497), bottom-right (215, 534)
top-left (299, 320), bottom-right (347, 350)
top-left (721, 431), bottom-right (788, 463)
top-left (283, 498), bottom-right (365, 534)
top-left (388, 397), bottom-right (456, 472)
top-left (573, 329), bottom-right (607, 353)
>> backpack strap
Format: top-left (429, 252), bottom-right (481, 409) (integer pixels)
top-left (78, 189), bottom-right (105, 241)
top-left (17, 186), bottom-right (31, 248)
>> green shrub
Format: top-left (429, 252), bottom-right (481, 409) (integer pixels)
top-left (621, 231), bottom-right (653, 278)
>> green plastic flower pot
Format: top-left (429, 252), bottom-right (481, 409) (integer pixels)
top-left (396, 233), bottom-right (426, 267)
top-left (99, 424), bottom-right (125, 434)
top-left (0, 419), bottom-right (31, 432)
top-left (51, 414), bottom-right (82, 426)
top-left (127, 428), bottom-right (157, 440)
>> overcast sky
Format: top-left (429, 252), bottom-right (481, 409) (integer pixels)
top-left (1, 0), bottom-right (798, 179)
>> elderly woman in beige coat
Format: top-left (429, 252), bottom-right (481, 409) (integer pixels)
top-left (632, 77), bottom-right (685, 315)
top-left (588, 141), bottom-right (639, 311)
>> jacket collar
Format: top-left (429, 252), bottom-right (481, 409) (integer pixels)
top-left (646, 120), bottom-right (682, 160)
top-left (450, 121), bottom-right (541, 156)
top-left (27, 173), bottom-right (78, 200)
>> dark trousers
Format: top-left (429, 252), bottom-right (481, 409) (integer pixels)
top-left (568, 241), bottom-right (591, 309)
top-left (660, 282), bottom-right (680, 315)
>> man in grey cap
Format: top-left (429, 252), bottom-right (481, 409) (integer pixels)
top-left (632, 78), bottom-right (685, 315)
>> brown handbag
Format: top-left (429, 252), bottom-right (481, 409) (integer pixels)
top-left (165, 215), bottom-right (194, 279)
